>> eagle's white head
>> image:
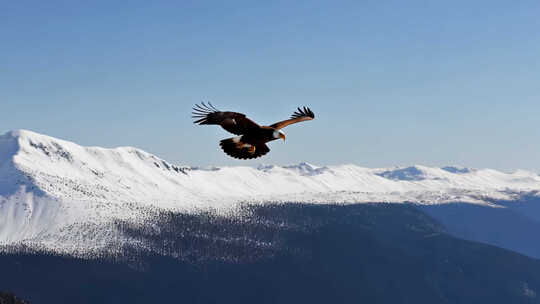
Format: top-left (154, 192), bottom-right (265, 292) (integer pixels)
top-left (273, 130), bottom-right (286, 141)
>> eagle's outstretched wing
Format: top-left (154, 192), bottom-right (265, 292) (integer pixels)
top-left (192, 102), bottom-right (260, 135)
top-left (268, 107), bottom-right (315, 130)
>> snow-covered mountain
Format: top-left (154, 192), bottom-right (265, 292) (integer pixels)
top-left (1, 129), bottom-right (540, 254)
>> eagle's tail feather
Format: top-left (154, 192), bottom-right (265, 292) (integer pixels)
top-left (219, 137), bottom-right (270, 160)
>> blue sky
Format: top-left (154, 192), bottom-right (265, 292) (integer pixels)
top-left (2, 1), bottom-right (539, 170)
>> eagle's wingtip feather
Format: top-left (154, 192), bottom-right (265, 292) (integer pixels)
top-left (290, 106), bottom-right (315, 119)
top-left (192, 102), bottom-right (221, 124)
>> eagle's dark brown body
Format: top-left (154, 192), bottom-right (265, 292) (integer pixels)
top-left (240, 127), bottom-right (278, 144)
top-left (192, 103), bottom-right (315, 159)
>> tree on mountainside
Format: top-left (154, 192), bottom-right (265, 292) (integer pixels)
top-left (0, 291), bottom-right (29, 304)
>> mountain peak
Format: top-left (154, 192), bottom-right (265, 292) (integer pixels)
top-left (375, 165), bottom-right (431, 181)
top-left (3, 129), bottom-right (60, 145)
top-left (7, 128), bottom-right (42, 138)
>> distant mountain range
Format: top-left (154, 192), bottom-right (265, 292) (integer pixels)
top-left (1, 129), bottom-right (539, 256)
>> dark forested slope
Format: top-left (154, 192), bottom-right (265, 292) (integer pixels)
top-left (1, 203), bottom-right (540, 304)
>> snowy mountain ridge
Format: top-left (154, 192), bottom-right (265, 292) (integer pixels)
top-left (1, 129), bottom-right (540, 254)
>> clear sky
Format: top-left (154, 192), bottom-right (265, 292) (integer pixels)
top-left (2, 1), bottom-right (539, 171)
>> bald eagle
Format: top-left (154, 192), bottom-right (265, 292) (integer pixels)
top-left (192, 102), bottom-right (315, 159)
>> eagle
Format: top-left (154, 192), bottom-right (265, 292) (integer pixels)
top-left (192, 102), bottom-right (315, 159)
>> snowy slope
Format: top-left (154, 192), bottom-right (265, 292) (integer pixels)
top-left (1, 129), bottom-right (540, 254)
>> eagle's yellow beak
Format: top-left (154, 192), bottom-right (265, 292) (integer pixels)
top-left (279, 133), bottom-right (286, 141)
